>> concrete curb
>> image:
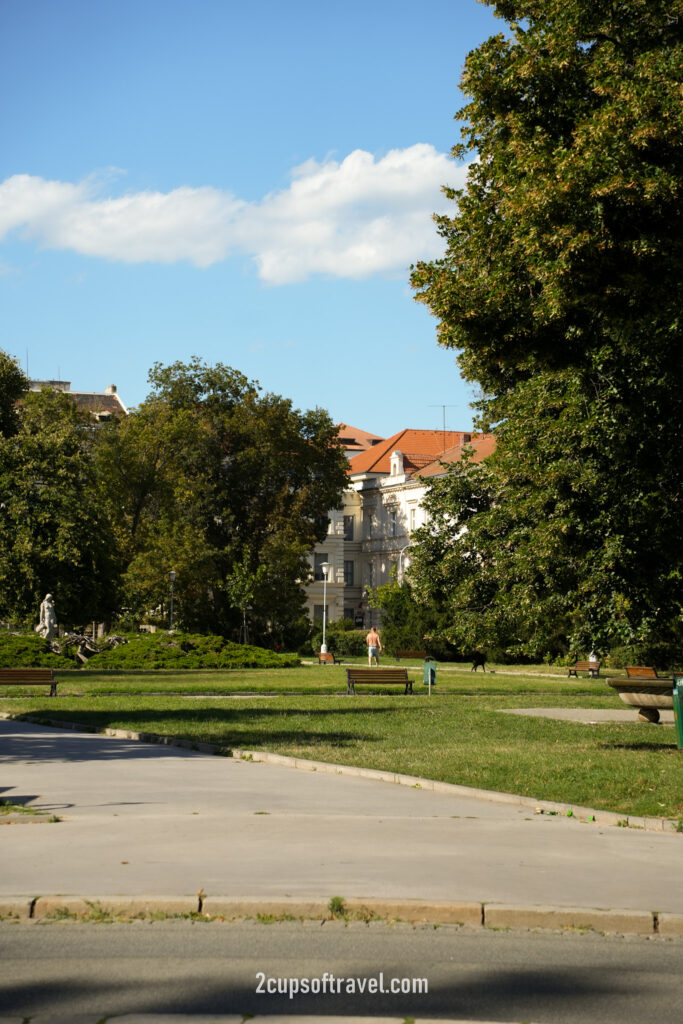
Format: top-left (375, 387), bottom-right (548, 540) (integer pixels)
top-left (4, 711), bottom-right (680, 834)
top-left (3, 714), bottom-right (683, 936)
top-left (1, 895), bottom-right (682, 936)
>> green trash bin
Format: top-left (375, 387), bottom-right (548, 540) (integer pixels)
top-left (423, 659), bottom-right (436, 691)
top-left (673, 677), bottom-right (683, 750)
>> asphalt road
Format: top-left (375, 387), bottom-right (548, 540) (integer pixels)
top-left (1, 920), bottom-right (682, 1022)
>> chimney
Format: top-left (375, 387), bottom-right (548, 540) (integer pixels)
top-left (105, 384), bottom-right (117, 395)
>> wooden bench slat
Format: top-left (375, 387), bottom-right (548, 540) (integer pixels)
top-left (0, 668), bottom-right (57, 696)
top-left (318, 652), bottom-right (343, 665)
top-left (568, 660), bottom-right (601, 678)
top-left (626, 666), bottom-right (660, 679)
top-left (346, 667), bottom-right (413, 694)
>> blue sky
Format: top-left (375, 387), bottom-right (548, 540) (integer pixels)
top-left (1, 0), bottom-right (501, 437)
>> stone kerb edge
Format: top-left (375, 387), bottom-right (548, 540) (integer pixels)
top-left (3, 897), bottom-right (683, 935)
top-left (2, 712), bottom-right (681, 833)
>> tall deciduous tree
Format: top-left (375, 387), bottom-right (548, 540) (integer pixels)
top-left (410, 1), bottom-right (683, 660)
top-left (0, 388), bottom-right (120, 626)
top-left (96, 358), bottom-right (348, 642)
top-left (0, 349), bottom-right (28, 438)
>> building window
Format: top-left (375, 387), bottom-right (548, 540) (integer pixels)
top-left (313, 604), bottom-right (328, 622)
top-left (389, 508), bottom-right (397, 538)
top-left (363, 511), bottom-right (373, 539)
top-left (314, 553), bottom-right (329, 581)
top-left (343, 515), bottom-right (354, 541)
top-left (344, 606), bottom-right (355, 622)
top-left (409, 506), bottom-right (417, 533)
top-left (343, 560), bottom-right (354, 585)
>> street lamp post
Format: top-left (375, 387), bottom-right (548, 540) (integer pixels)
top-left (320, 562), bottom-right (331, 654)
top-left (169, 571), bottom-right (176, 630)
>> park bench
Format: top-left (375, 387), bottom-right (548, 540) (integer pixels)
top-left (394, 649), bottom-right (426, 662)
top-left (626, 666), bottom-right (668, 680)
top-left (0, 668), bottom-right (57, 696)
top-left (317, 651), bottom-right (342, 665)
top-left (346, 667), bottom-right (414, 695)
top-left (568, 660), bottom-right (601, 679)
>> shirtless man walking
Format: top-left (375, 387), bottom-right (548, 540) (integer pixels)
top-left (366, 625), bottom-right (382, 666)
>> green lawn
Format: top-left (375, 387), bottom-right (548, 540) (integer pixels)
top-left (2, 664), bottom-right (681, 821)
top-left (0, 660), bottom-right (623, 696)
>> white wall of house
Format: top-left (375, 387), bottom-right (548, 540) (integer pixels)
top-left (304, 453), bottom-right (432, 629)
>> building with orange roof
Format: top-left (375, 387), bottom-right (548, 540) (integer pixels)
top-left (335, 423), bottom-right (385, 459)
top-left (304, 426), bottom-right (495, 630)
top-left (418, 432), bottom-right (496, 477)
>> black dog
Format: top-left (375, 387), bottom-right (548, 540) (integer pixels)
top-left (471, 652), bottom-right (486, 672)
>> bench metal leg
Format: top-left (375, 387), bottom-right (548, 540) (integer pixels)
top-left (49, 684), bottom-right (57, 696)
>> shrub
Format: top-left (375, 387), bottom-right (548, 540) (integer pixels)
top-left (82, 631), bottom-right (299, 670)
top-left (0, 630), bottom-right (300, 670)
top-left (309, 621), bottom-right (366, 657)
top-left (604, 644), bottom-right (679, 671)
top-left (0, 632), bottom-right (77, 668)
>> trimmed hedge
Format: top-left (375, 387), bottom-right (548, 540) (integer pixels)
top-left (0, 632), bottom-right (77, 668)
top-left (85, 633), bottom-right (299, 670)
top-left (0, 631), bottom-right (299, 670)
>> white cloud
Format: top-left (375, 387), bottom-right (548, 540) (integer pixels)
top-left (0, 145), bottom-right (468, 284)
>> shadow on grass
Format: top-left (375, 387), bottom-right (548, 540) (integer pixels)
top-left (601, 741), bottom-right (679, 752)
top-left (0, 704), bottom-right (405, 763)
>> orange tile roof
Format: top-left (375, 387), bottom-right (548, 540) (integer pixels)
top-left (336, 423), bottom-right (385, 454)
top-left (348, 429), bottom-right (473, 476)
top-left (418, 433), bottom-right (496, 477)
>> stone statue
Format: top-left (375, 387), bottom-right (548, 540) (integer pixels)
top-left (36, 593), bottom-right (58, 640)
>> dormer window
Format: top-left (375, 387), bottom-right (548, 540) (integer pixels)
top-left (390, 450), bottom-right (404, 476)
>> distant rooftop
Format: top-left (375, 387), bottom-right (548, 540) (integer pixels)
top-left (336, 423), bottom-right (385, 459)
top-left (29, 380), bottom-right (128, 420)
top-left (348, 428), bottom-right (473, 477)
top-left (418, 433), bottom-right (496, 477)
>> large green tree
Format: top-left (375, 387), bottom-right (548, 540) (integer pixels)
top-left (96, 358), bottom-right (348, 642)
top-left (0, 349), bottom-right (28, 437)
top-left (0, 388), bottom-right (120, 627)
top-left (410, 1), bottom-right (683, 660)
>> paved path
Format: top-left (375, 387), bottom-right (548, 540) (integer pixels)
top-left (1, 718), bottom-right (682, 924)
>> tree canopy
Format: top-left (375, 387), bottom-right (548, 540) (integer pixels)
top-left (410, 1), bottom-right (683, 661)
top-left (0, 353), bottom-right (348, 644)
top-left (95, 358), bottom-right (348, 642)
top-left (0, 387), bottom-right (120, 626)
top-left (0, 350), bottom-right (28, 438)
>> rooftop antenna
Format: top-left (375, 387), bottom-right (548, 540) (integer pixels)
top-left (429, 404), bottom-right (459, 450)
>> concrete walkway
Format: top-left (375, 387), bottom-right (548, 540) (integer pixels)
top-left (1, 717), bottom-right (682, 933)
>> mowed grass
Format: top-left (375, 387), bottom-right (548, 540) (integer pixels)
top-left (0, 659), bottom-right (625, 697)
top-left (1, 664), bottom-right (681, 821)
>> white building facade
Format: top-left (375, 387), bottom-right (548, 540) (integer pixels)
top-left (304, 427), bottom-right (491, 628)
